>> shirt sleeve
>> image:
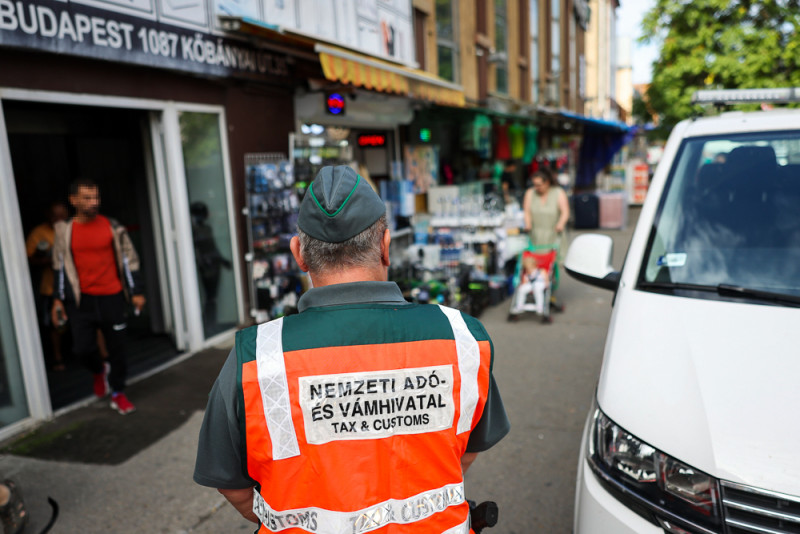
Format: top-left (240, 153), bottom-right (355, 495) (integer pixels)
top-left (193, 347), bottom-right (256, 490)
top-left (26, 227), bottom-right (43, 257)
top-left (464, 319), bottom-right (511, 453)
top-left (466, 373), bottom-right (510, 452)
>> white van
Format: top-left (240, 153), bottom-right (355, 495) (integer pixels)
top-left (567, 92), bottom-right (800, 534)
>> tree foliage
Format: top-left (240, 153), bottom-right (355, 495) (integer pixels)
top-left (641, 0), bottom-right (800, 134)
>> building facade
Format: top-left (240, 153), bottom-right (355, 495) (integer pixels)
top-left (583, 0), bottom-right (620, 120)
top-left (0, 0), bottom-right (627, 437)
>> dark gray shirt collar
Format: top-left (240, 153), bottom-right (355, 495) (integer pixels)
top-left (297, 281), bottom-right (408, 312)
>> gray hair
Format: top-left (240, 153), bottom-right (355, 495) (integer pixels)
top-left (298, 215), bottom-right (387, 273)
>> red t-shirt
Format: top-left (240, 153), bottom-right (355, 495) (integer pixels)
top-left (71, 215), bottom-right (123, 296)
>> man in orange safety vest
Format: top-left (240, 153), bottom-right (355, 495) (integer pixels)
top-left (194, 165), bottom-right (510, 533)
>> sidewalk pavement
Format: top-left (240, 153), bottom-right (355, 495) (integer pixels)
top-left (0, 340), bottom-right (255, 533)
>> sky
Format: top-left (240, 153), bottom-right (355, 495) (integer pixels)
top-left (616, 0), bottom-right (658, 84)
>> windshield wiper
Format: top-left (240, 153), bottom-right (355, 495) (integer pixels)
top-left (717, 284), bottom-right (800, 306)
top-left (638, 281), bottom-right (718, 292)
top-left (639, 281), bottom-right (800, 306)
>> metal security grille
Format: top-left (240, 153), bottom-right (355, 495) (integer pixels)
top-left (722, 480), bottom-right (800, 534)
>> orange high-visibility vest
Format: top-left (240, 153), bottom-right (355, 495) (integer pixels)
top-left (238, 304), bottom-right (492, 533)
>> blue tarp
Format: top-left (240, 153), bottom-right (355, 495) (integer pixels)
top-left (560, 112), bottom-right (635, 188)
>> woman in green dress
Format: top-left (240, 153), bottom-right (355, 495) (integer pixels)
top-left (522, 168), bottom-right (570, 307)
top-left (523, 168), bottom-right (570, 251)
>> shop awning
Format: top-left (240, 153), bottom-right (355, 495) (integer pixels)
top-left (218, 16), bottom-right (319, 59)
top-left (562, 112), bottom-right (634, 188)
top-left (316, 44), bottom-right (465, 108)
top-left (559, 110), bottom-right (631, 134)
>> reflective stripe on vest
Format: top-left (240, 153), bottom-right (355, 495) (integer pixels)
top-left (254, 306), bottom-right (481, 456)
top-left (437, 305), bottom-right (481, 434)
top-left (255, 317), bottom-right (300, 460)
top-left (252, 482), bottom-right (469, 534)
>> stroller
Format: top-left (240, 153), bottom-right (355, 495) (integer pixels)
top-left (507, 243), bottom-right (562, 323)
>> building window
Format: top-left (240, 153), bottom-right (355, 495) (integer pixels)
top-left (569, 9), bottom-right (576, 108)
top-left (530, 0), bottom-right (539, 102)
top-left (414, 8), bottom-right (427, 70)
top-left (495, 0), bottom-right (508, 93)
top-left (436, 0), bottom-right (458, 82)
top-left (549, 0), bottom-right (561, 104)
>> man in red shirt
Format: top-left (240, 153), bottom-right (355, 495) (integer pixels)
top-left (52, 179), bottom-right (146, 414)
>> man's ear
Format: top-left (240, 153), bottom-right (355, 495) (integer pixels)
top-left (380, 228), bottom-right (391, 267)
top-left (290, 236), bottom-right (309, 273)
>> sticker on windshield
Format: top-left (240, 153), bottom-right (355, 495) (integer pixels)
top-left (656, 253), bottom-right (687, 267)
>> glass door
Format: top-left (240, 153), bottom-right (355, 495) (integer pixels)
top-left (0, 247), bottom-right (32, 427)
top-left (178, 111), bottom-right (240, 339)
top-left (0, 98), bottom-right (49, 431)
top-left (146, 111), bottom-right (189, 351)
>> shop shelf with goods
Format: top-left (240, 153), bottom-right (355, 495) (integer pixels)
top-left (426, 183), bottom-right (509, 276)
top-left (290, 128), bottom-right (355, 188)
top-left (244, 153), bottom-right (306, 322)
top-left (389, 182), bottom-right (525, 316)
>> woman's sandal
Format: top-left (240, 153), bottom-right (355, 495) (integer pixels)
top-left (0, 479), bottom-right (28, 534)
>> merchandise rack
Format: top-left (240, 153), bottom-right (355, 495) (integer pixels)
top-left (243, 152), bottom-right (303, 321)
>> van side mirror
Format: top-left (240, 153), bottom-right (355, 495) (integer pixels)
top-left (564, 234), bottom-right (621, 291)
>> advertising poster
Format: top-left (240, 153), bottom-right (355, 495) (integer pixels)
top-left (296, 0), bottom-right (337, 41)
top-left (630, 160), bottom-right (650, 205)
top-left (377, 5), bottom-right (411, 62)
top-left (159, 0), bottom-right (209, 29)
top-left (356, 0), bottom-right (377, 19)
top-left (404, 145), bottom-right (439, 194)
top-left (73, 0), bottom-right (156, 18)
top-left (214, 0), bottom-right (260, 20)
top-left (262, 0), bottom-right (296, 27)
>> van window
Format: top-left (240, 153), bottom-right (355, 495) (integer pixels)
top-left (641, 131), bottom-right (800, 299)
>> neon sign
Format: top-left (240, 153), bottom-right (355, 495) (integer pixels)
top-left (326, 93), bottom-right (345, 115)
top-left (357, 134), bottom-right (387, 147)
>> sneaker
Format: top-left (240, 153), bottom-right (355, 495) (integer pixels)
top-left (93, 364), bottom-right (109, 398)
top-left (110, 393), bottom-right (136, 415)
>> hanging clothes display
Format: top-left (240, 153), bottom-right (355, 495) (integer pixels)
top-left (523, 124), bottom-right (539, 164)
top-left (508, 122), bottom-right (525, 160)
top-left (494, 122), bottom-right (511, 160)
top-left (474, 114), bottom-right (493, 159)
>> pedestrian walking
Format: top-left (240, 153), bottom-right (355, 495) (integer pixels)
top-left (51, 178), bottom-right (145, 415)
top-left (26, 201), bottom-right (69, 371)
top-left (194, 165), bottom-right (510, 533)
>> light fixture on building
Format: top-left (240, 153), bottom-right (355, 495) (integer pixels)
top-left (327, 126), bottom-right (351, 141)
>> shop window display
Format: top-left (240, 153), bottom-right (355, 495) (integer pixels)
top-left (180, 111), bottom-right (239, 338)
top-left (245, 154), bottom-right (304, 321)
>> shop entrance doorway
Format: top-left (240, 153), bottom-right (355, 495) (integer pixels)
top-left (4, 101), bottom-right (179, 410)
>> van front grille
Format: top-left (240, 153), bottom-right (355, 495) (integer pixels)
top-left (722, 481), bottom-right (800, 534)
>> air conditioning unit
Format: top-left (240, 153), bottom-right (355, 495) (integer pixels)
top-left (546, 78), bottom-right (560, 105)
top-left (487, 51), bottom-right (508, 64)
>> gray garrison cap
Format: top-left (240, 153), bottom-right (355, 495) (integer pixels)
top-left (297, 165), bottom-right (386, 243)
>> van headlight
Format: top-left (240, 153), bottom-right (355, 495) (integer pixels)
top-left (589, 409), bottom-right (722, 534)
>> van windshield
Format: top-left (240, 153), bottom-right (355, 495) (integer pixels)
top-left (641, 131), bottom-right (800, 300)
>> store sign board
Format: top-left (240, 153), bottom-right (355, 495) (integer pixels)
top-left (255, 0), bottom-right (414, 66)
top-left (0, 0), bottom-right (289, 80)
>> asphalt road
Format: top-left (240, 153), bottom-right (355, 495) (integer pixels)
top-left (465, 210), bottom-right (638, 533)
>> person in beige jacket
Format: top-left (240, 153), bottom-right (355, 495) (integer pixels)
top-left (51, 178), bottom-right (145, 415)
